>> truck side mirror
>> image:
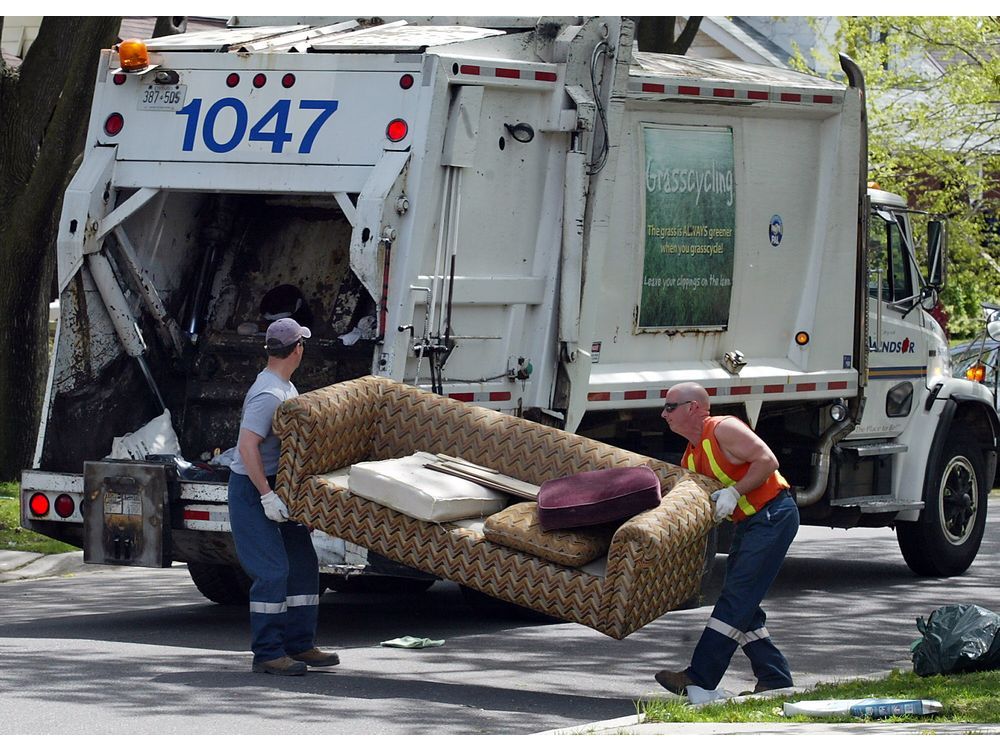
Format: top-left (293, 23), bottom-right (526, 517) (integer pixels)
top-left (987, 320), bottom-right (1000, 342)
top-left (926, 219), bottom-right (946, 288)
top-left (988, 310), bottom-right (1000, 342)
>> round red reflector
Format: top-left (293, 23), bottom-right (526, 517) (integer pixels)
top-left (253, 73), bottom-right (267, 88)
top-left (113, 73), bottom-right (127, 85)
top-left (399, 74), bottom-right (414, 90)
top-left (54, 494), bottom-right (75, 519)
top-left (386, 118), bottom-right (408, 142)
top-left (226, 73), bottom-right (240, 88)
top-left (282, 73), bottom-right (296, 88)
top-left (29, 493), bottom-right (50, 517)
top-left (104, 113), bottom-right (124, 136)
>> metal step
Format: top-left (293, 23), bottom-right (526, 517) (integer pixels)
top-left (829, 494), bottom-right (924, 513)
top-left (839, 441), bottom-right (908, 457)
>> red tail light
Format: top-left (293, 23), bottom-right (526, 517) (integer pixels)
top-left (253, 73), bottom-right (267, 88)
top-left (282, 73), bottom-right (296, 88)
top-left (399, 74), bottom-right (414, 90)
top-left (54, 494), bottom-right (75, 519)
top-left (104, 113), bottom-right (124, 136)
top-left (226, 73), bottom-right (240, 88)
top-left (386, 118), bottom-right (408, 142)
top-left (112, 73), bottom-right (127, 85)
top-left (29, 493), bottom-right (50, 516)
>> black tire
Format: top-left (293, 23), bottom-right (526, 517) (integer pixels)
top-left (896, 439), bottom-right (988, 577)
top-left (322, 575), bottom-right (435, 595)
top-left (187, 562), bottom-right (252, 605)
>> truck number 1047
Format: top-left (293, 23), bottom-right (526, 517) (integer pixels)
top-left (176, 98), bottom-right (339, 154)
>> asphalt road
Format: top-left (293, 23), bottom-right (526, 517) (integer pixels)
top-left (2, 496), bottom-right (999, 735)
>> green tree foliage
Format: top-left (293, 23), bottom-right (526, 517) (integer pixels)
top-left (797, 17), bottom-right (1000, 338)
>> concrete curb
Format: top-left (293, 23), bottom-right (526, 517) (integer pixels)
top-left (0, 550), bottom-right (88, 582)
top-left (0, 550), bottom-right (44, 572)
top-left (545, 719), bottom-right (1000, 735)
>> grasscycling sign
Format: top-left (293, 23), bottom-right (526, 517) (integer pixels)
top-left (639, 125), bottom-right (735, 330)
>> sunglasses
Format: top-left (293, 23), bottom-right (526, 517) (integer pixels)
top-left (662, 400), bottom-right (695, 413)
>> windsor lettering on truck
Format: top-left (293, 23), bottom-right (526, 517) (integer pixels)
top-left (176, 98), bottom-right (339, 154)
top-left (639, 125), bottom-right (736, 330)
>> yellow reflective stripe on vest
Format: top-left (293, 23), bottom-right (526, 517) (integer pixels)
top-left (701, 438), bottom-right (757, 517)
top-left (701, 439), bottom-right (734, 483)
top-left (686, 453), bottom-right (696, 472)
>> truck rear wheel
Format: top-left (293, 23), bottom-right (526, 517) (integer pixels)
top-left (896, 439), bottom-right (988, 577)
top-left (187, 562), bottom-right (252, 605)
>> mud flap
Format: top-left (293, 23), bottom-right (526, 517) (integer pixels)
top-left (83, 461), bottom-right (173, 567)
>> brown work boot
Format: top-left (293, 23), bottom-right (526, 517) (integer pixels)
top-left (252, 656), bottom-right (308, 676)
top-left (289, 648), bottom-right (340, 668)
top-left (654, 669), bottom-right (693, 695)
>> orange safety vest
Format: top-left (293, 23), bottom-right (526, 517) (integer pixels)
top-left (682, 416), bottom-right (790, 523)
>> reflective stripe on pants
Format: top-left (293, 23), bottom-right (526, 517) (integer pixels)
top-left (705, 617), bottom-right (771, 647)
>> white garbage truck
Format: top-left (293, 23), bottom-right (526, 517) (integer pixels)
top-left (21, 16), bottom-right (998, 604)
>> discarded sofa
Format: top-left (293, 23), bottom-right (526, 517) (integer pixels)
top-left (273, 375), bottom-right (715, 639)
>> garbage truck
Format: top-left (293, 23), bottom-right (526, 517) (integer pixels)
top-left (21, 16), bottom-right (998, 604)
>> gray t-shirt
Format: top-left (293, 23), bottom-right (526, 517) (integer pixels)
top-left (229, 369), bottom-right (298, 478)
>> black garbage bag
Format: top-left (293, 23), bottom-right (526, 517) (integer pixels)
top-left (911, 604), bottom-right (1000, 677)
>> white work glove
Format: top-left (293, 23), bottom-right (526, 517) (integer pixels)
top-left (260, 490), bottom-right (289, 523)
top-left (710, 486), bottom-right (740, 523)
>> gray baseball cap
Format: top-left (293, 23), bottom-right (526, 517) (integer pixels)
top-left (264, 317), bottom-right (312, 350)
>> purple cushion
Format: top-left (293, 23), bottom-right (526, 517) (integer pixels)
top-left (537, 466), bottom-right (661, 531)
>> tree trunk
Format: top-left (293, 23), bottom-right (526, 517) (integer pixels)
top-left (0, 16), bottom-right (120, 480)
top-left (636, 16), bottom-right (704, 55)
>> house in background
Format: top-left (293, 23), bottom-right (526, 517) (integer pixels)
top-left (1, 16), bottom-right (226, 68)
top-left (1, 15), bottom-right (41, 66)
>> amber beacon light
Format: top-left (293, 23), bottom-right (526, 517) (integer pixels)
top-left (117, 39), bottom-right (150, 72)
top-left (966, 363), bottom-right (986, 382)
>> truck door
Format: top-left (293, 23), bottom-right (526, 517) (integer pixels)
top-left (859, 207), bottom-right (927, 438)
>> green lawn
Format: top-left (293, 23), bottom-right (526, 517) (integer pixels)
top-left (640, 668), bottom-right (1000, 724)
top-left (0, 483), bottom-right (79, 555)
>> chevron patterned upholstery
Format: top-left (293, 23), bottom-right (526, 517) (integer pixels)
top-left (273, 375), bottom-right (716, 639)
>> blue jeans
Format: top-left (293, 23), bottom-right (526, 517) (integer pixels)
top-left (686, 490), bottom-right (799, 690)
top-left (227, 472), bottom-right (319, 662)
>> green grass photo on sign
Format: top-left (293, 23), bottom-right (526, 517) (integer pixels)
top-left (640, 125), bottom-right (736, 330)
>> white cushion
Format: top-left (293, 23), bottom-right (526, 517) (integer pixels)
top-left (348, 452), bottom-right (508, 522)
top-left (317, 468), bottom-right (350, 489)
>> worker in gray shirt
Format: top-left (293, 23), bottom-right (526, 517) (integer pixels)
top-left (228, 317), bottom-right (340, 676)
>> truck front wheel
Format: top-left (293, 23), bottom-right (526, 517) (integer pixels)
top-left (896, 440), bottom-right (988, 577)
top-left (187, 562), bottom-right (252, 605)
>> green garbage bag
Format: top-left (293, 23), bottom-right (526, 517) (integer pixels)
top-left (911, 604), bottom-right (1000, 677)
